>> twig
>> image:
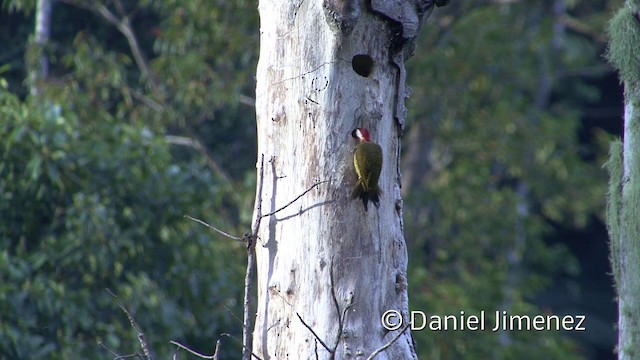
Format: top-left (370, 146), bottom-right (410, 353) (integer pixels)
top-left (270, 60), bottom-right (339, 86)
top-left (329, 260), bottom-right (353, 358)
top-left (329, 262), bottom-right (344, 352)
top-left (99, 339), bottom-right (142, 359)
top-left (228, 333), bottom-right (263, 360)
top-left (272, 288), bottom-right (333, 355)
top-left (59, 0), bottom-right (161, 97)
top-left (184, 155), bottom-right (265, 360)
top-left (223, 305), bottom-right (245, 327)
top-left (260, 180), bottom-right (329, 218)
top-left (365, 324), bottom-right (411, 360)
top-left (212, 338), bottom-right (222, 360)
top-left (253, 155), bottom-right (267, 226)
top-left (242, 233), bottom-right (257, 360)
top-left (170, 334), bottom-right (263, 360)
top-left (295, 312), bottom-right (333, 353)
top-left (238, 94), bottom-right (256, 107)
top-left (170, 333), bottom-right (232, 360)
top-left (97, 340), bottom-right (121, 358)
top-left (184, 215), bottom-right (243, 241)
top-left (114, 353), bottom-right (142, 360)
top-left (189, 333), bottom-right (263, 360)
top-left (171, 340), bottom-right (214, 359)
top-left (106, 289), bottom-right (154, 360)
top-left (112, 0), bottom-right (127, 18)
top-left (243, 154), bottom-right (265, 360)
top-left (128, 87), bottom-right (164, 112)
top-left (170, 337), bottom-right (225, 360)
top-left (559, 14), bottom-right (607, 44)
top-left (329, 261), bottom-right (342, 351)
top-left (96, 2), bottom-right (160, 92)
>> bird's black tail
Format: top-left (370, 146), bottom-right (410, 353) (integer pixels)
top-left (352, 182), bottom-right (381, 212)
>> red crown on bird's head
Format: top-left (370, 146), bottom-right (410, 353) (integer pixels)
top-left (351, 128), bottom-right (371, 142)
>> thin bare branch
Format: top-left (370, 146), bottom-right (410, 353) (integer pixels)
top-left (329, 260), bottom-right (353, 357)
top-left (184, 215), bottom-right (243, 241)
top-left (170, 340), bottom-right (216, 359)
top-left (242, 233), bottom-right (257, 360)
top-left (295, 312), bottom-right (333, 354)
top-left (231, 334), bottom-right (262, 360)
top-left (212, 338), bottom-right (222, 360)
top-left (129, 87), bottom-right (165, 112)
top-left (112, 0), bottom-right (127, 18)
top-left (243, 154), bottom-right (265, 360)
top-left (272, 288), bottom-right (333, 355)
top-left (365, 324), bottom-right (411, 360)
top-left (223, 305), bottom-right (245, 327)
top-left (59, 0), bottom-right (161, 95)
top-left (230, 334), bottom-right (264, 360)
top-left (114, 353), bottom-right (143, 360)
top-left (106, 288), bottom-right (154, 360)
top-left (260, 180), bottom-right (329, 218)
top-left (559, 14), bottom-right (607, 44)
top-left (329, 261), bottom-right (342, 351)
top-left (97, 340), bottom-right (121, 358)
top-left (170, 333), bottom-right (262, 360)
top-left (270, 60), bottom-right (339, 86)
top-left (252, 154), bottom-right (266, 232)
top-left (102, 3), bottom-right (160, 91)
top-left (99, 339), bottom-right (141, 359)
top-left (239, 94), bottom-right (256, 107)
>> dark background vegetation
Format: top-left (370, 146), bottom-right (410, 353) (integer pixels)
top-left (0, 0), bottom-right (622, 359)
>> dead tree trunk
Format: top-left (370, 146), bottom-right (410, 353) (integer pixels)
top-left (252, 0), bottom-right (440, 358)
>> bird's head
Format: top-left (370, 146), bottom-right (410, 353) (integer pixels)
top-left (351, 128), bottom-right (371, 142)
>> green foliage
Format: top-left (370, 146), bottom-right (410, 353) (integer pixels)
top-left (150, 0), bottom-right (257, 111)
top-left (0, 90), bottom-right (248, 358)
top-left (1, 0), bottom-right (36, 12)
top-left (0, 1), bottom-right (259, 358)
top-left (405, 1), bottom-right (608, 358)
top-left (607, 6), bottom-right (640, 92)
top-left (0, 0), bottom-right (615, 358)
top-left (147, 0), bottom-right (259, 177)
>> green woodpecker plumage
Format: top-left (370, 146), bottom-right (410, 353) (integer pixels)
top-left (351, 128), bottom-right (382, 211)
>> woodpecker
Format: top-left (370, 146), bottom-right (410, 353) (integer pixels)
top-left (351, 128), bottom-right (382, 211)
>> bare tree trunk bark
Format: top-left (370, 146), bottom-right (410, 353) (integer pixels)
top-left (30, 0), bottom-right (52, 96)
top-left (605, 3), bottom-right (640, 359)
top-left (606, 93), bottom-right (640, 360)
top-left (617, 93), bottom-right (640, 359)
top-left (252, 0), bottom-right (438, 358)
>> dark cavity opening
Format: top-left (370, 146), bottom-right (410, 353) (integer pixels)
top-left (352, 54), bottom-right (374, 77)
